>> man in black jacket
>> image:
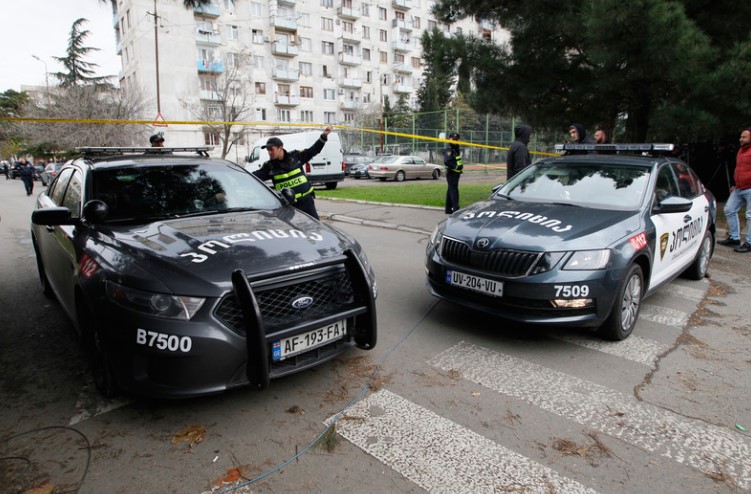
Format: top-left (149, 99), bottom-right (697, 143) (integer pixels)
top-left (253, 126), bottom-right (332, 219)
top-left (443, 132), bottom-right (463, 214)
top-left (506, 125), bottom-right (532, 181)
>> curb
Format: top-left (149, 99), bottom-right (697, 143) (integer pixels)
top-left (324, 213), bottom-right (434, 236)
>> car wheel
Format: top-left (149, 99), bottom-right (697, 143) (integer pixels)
top-left (395, 171), bottom-right (406, 182)
top-left (432, 169), bottom-right (440, 180)
top-left (379, 177), bottom-right (386, 182)
top-left (79, 299), bottom-right (119, 398)
top-left (682, 230), bottom-right (713, 280)
top-left (354, 176), bottom-right (361, 180)
top-left (325, 182), bottom-right (338, 190)
top-left (598, 263), bottom-right (643, 341)
top-left (32, 238), bottom-right (54, 298)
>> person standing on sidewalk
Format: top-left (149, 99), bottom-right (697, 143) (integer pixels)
top-left (719, 128), bottom-right (751, 252)
top-left (506, 124), bottom-right (532, 181)
top-left (19, 158), bottom-right (35, 196)
top-left (444, 132), bottom-right (463, 214)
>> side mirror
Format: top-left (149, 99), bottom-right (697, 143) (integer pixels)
top-left (652, 195), bottom-right (692, 214)
top-left (82, 200), bottom-right (109, 223)
top-left (279, 188), bottom-right (296, 205)
top-left (31, 207), bottom-right (74, 226)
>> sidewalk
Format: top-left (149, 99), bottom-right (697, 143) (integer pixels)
top-left (318, 198), bottom-right (445, 236)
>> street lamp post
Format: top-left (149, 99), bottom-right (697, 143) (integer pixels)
top-left (31, 54), bottom-right (50, 98)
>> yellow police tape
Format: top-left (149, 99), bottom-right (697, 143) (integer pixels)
top-left (0, 116), bottom-right (560, 162)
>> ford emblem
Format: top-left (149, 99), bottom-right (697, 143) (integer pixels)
top-left (476, 238), bottom-right (490, 249)
top-left (291, 296), bottom-right (314, 309)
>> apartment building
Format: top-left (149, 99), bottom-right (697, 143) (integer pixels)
top-left (112, 0), bottom-right (507, 150)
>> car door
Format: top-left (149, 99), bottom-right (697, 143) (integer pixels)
top-left (412, 157), bottom-right (427, 178)
top-left (649, 163), bottom-right (698, 287)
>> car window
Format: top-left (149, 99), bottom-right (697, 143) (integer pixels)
top-left (414, 158), bottom-right (425, 165)
top-left (49, 168), bottom-right (74, 205)
top-left (655, 165), bottom-right (680, 201)
top-left (61, 171), bottom-right (83, 218)
top-left (92, 163), bottom-right (280, 222)
top-left (500, 162), bottom-right (651, 210)
top-left (672, 163), bottom-right (700, 198)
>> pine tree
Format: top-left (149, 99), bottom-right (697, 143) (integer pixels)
top-left (51, 18), bottom-right (112, 88)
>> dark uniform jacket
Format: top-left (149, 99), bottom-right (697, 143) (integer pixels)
top-left (252, 134), bottom-right (327, 200)
top-left (507, 125), bottom-right (532, 179)
top-left (443, 143), bottom-right (463, 173)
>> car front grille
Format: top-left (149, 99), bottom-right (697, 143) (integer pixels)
top-left (441, 237), bottom-right (541, 278)
top-left (214, 267), bottom-right (357, 335)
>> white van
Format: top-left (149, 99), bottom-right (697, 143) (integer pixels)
top-left (244, 131), bottom-right (344, 190)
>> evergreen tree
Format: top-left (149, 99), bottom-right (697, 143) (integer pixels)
top-left (416, 29), bottom-right (456, 112)
top-left (52, 18), bottom-right (112, 88)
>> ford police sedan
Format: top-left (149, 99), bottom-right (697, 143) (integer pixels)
top-left (426, 144), bottom-right (715, 340)
top-left (31, 147), bottom-right (377, 398)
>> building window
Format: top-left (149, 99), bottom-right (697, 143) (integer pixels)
top-left (379, 30), bottom-right (387, 42)
top-left (256, 108), bottom-right (267, 120)
top-left (277, 83), bottom-right (291, 96)
top-left (227, 25), bottom-right (239, 40)
top-left (343, 112), bottom-right (354, 123)
top-left (321, 17), bottom-right (334, 31)
top-left (428, 20), bottom-right (437, 30)
top-left (343, 21), bottom-right (354, 33)
top-left (455, 27), bottom-right (462, 36)
top-left (382, 73), bottom-right (390, 85)
top-left (251, 1), bottom-right (262, 16)
top-left (200, 77), bottom-right (217, 91)
top-left (298, 13), bottom-right (311, 27)
top-left (324, 112), bottom-right (336, 124)
top-left (323, 88), bottom-right (335, 100)
top-left (413, 16), bottom-right (421, 28)
top-left (321, 0), bottom-right (333, 7)
top-left (126, 9), bottom-right (131, 27)
top-left (378, 7), bottom-right (387, 20)
top-left (411, 57), bottom-right (421, 69)
top-left (362, 26), bottom-right (370, 39)
top-left (323, 65), bottom-right (330, 77)
top-left (224, 0), bottom-right (236, 12)
top-left (361, 3), bottom-right (370, 16)
top-left (252, 29), bottom-right (264, 44)
top-left (363, 93), bottom-right (371, 103)
top-left (205, 131), bottom-right (220, 146)
top-left (301, 110), bottom-right (314, 122)
top-left (300, 86), bottom-right (313, 98)
top-left (395, 11), bottom-right (405, 21)
top-left (299, 37), bottom-right (312, 52)
top-left (362, 48), bottom-right (370, 61)
top-left (278, 109), bottom-right (291, 122)
top-left (227, 52), bottom-right (241, 67)
top-left (255, 82), bottom-right (266, 95)
top-left (365, 71), bottom-right (372, 83)
top-left (379, 51), bottom-right (387, 63)
top-left (394, 53), bottom-right (404, 64)
top-left (299, 62), bottom-right (313, 76)
top-left (322, 41), bottom-right (334, 54)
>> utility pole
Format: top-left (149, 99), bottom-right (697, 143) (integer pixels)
top-left (147, 0), bottom-right (162, 116)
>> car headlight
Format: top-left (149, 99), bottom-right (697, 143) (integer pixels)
top-left (562, 249), bottom-right (611, 270)
top-left (530, 252), bottom-right (565, 275)
top-left (106, 281), bottom-right (205, 320)
top-left (429, 223), bottom-right (445, 250)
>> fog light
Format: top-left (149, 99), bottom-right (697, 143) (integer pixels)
top-left (551, 298), bottom-right (594, 308)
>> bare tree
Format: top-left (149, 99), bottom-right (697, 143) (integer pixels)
top-left (21, 85), bottom-right (150, 149)
top-left (180, 55), bottom-right (255, 159)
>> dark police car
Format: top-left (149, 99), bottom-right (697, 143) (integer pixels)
top-left (31, 147), bottom-right (377, 398)
top-left (426, 143), bottom-right (715, 341)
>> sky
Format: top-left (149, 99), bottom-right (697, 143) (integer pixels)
top-left (0, 0), bottom-right (122, 92)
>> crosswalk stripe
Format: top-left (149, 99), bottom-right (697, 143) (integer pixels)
top-left (429, 342), bottom-right (751, 490)
top-left (549, 333), bottom-right (669, 368)
top-left (639, 304), bottom-right (689, 327)
top-left (330, 389), bottom-right (599, 494)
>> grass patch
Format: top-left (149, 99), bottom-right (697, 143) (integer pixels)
top-left (317, 177), bottom-right (503, 209)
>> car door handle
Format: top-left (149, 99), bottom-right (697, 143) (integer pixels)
top-left (683, 215), bottom-right (692, 223)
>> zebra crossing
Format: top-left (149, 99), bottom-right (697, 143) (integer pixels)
top-left (327, 281), bottom-right (751, 492)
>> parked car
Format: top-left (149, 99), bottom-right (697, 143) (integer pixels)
top-left (426, 143), bottom-right (716, 341)
top-left (40, 162), bottom-right (63, 186)
top-left (349, 162), bottom-right (372, 179)
top-left (33, 163), bottom-right (45, 181)
top-left (344, 154), bottom-right (373, 176)
top-left (368, 155), bottom-right (443, 182)
top-left (31, 146), bottom-right (377, 398)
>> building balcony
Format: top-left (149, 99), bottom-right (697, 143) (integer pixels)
top-left (116, 40), bottom-right (122, 55)
top-left (392, 0), bottom-right (412, 10)
top-left (197, 59), bottom-right (225, 73)
top-left (338, 52), bottom-right (363, 65)
top-left (271, 42), bottom-right (299, 57)
top-left (392, 83), bottom-right (413, 94)
top-left (200, 89), bottom-right (222, 100)
top-left (338, 77), bottom-right (362, 88)
top-left (340, 99), bottom-right (363, 110)
top-left (337, 4), bottom-right (360, 20)
top-left (194, 3), bottom-right (221, 17)
top-left (391, 40), bottom-right (414, 52)
top-left (195, 30), bottom-right (222, 44)
top-left (272, 68), bottom-right (300, 81)
top-left (274, 94), bottom-right (300, 106)
top-left (271, 16), bottom-right (297, 31)
top-left (277, 0), bottom-right (296, 6)
top-left (393, 63), bottom-right (412, 74)
top-left (339, 30), bottom-right (361, 43)
top-left (391, 19), bottom-right (413, 30)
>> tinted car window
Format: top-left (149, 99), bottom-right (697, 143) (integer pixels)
top-left (500, 162), bottom-right (651, 210)
top-left (672, 163), bottom-right (700, 198)
top-left (50, 168), bottom-right (74, 205)
top-left (61, 171), bottom-right (83, 217)
top-left (655, 165), bottom-right (680, 201)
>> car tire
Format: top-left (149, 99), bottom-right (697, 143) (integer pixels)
top-left (395, 171), bottom-right (406, 182)
top-left (682, 230), bottom-right (713, 280)
top-left (379, 177), bottom-right (386, 182)
top-left (79, 299), bottom-right (119, 398)
top-left (432, 169), bottom-right (440, 180)
top-left (325, 182), bottom-right (338, 190)
top-left (33, 238), bottom-right (54, 299)
top-left (598, 263), bottom-right (643, 341)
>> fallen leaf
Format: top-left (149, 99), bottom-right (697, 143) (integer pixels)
top-left (286, 405), bottom-right (305, 415)
top-left (222, 467), bottom-right (243, 483)
top-left (171, 424), bottom-right (206, 449)
top-left (471, 392), bottom-right (481, 397)
top-left (23, 482), bottom-right (55, 494)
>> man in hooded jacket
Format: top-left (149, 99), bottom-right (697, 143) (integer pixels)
top-left (565, 123), bottom-right (595, 155)
top-left (506, 124), bottom-right (532, 181)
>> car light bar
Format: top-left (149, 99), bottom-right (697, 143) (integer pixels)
top-left (554, 143), bottom-right (675, 153)
top-left (76, 146), bottom-right (214, 157)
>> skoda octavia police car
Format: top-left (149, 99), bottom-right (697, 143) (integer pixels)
top-left (426, 144), bottom-right (715, 340)
top-left (31, 147), bottom-right (377, 398)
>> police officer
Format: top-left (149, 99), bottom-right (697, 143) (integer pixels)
top-left (252, 126), bottom-right (333, 219)
top-left (444, 132), bottom-right (463, 214)
top-left (19, 158), bottom-right (35, 196)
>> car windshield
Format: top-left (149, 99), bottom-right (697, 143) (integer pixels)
top-left (92, 163), bottom-right (281, 222)
top-left (496, 162), bottom-right (651, 210)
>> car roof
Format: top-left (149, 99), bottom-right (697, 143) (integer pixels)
top-left (550, 153), bottom-right (671, 168)
top-left (71, 147), bottom-right (220, 170)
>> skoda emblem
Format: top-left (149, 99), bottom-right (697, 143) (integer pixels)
top-left (291, 296), bottom-right (314, 309)
top-left (476, 238), bottom-right (491, 249)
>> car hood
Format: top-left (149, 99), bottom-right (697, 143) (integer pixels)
top-left (443, 199), bottom-right (640, 251)
top-left (95, 208), bottom-right (351, 296)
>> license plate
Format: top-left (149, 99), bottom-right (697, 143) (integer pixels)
top-left (446, 270), bottom-right (503, 297)
top-left (272, 320), bottom-right (347, 361)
